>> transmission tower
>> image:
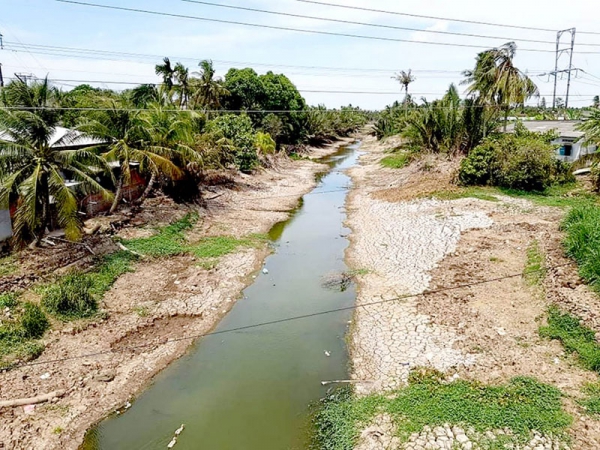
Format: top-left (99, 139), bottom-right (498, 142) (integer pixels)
top-left (551, 28), bottom-right (576, 109)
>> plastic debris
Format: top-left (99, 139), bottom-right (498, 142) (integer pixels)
top-left (262, 268), bottom-right (269, 274)
top-left (40, 373), bottom-right (50, 380)
top-left (324, 351), bottom-right (331, 357)
top-left (23, 404), bottom-right (36, 415)
top-left (125, 401), bottom-right (132, 409)
top-left (167, 437), bottom-right (177, 449)
top-left (175, 424), bottom-right (185, 436)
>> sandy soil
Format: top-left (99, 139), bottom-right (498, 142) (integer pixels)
top-left (345, 135), bottom-right (600, 449)
top-left (0, 136), bottom-right (356, 450)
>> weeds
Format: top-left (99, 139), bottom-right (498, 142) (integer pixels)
top-left (540, 306), bottom-right (600, 373)
top-left (311, 372), bottom-right (571, 450)
top-left (524, 240), bottom-right (545, 287)
top-left (0, 295), bottom-right (48, 368)
top-left (562, 205), bottom-right (600, 292)
top-left (381, 152), bottom-right (411, 169)
top-left (580, 382), bottom-right (600, 416)
top-left (0, 255), bottom-right (17, 277)
top-left (124, 214), bottom-right (267, 260)
top-left (428, 187), bottom-right (500, 202)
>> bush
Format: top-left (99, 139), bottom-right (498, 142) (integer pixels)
top-left (459, 133), bottom-right (563, 191)
top-left (592, 163), bottom-right (600, 192)
top-left (206, 114), bottom-right (258, 172)
top-left (42, 274), bottom-right (98, 319)
top-left (20, 303), bottom-right (49, 339)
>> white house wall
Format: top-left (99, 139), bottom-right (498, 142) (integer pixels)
top-left (0, 209), bottom-right (12, 241)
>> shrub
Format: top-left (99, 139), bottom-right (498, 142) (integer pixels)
top-left (42, 274), bottom-right (98, 319)
top-left (459, 133), bottom-right (562, 191)
top-left (254, 132), bottom-right (276, 155)
top-left (591, 163), bottom-right (600, 192)
top-left (20, 303), bottom-right (49, 339)
top-left (205, 114), bottom-right (258, 172)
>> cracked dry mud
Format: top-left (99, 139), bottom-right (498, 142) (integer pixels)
top-left (346, 135), bottom-right (600, 449)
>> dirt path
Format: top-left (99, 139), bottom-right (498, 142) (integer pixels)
top-left (0, 137), bottom-right (356, 450)
top-left (345, 136), bottom-right (600, 449)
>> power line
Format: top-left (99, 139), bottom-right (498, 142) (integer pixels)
top-left (12, 261), bottom-right (574, 369)
top-left (54, 0), bottom-right (567, 54)
top-left (181, 0), bottom-right (566, 47)
top-left (296, 0), bottom-right (600, 37)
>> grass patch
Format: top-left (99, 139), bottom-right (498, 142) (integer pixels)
top-left (540, 306), bottom-right (600, 373)
top-left (562, 204), bottom-right (600, 292)
top-left (0, 255), bottom-right (17, 277)
top-left (428, 187), bottom-right (500, 202)
top-left (498, 183), bottom-right (598, 209)
top-left (0, 294), bottom-right (48, 369)
top-left (580, 382), bottom-right (600, 416)
top-left (381, 152), bottom-right (411, 169)
top-left (524, 240), bottom-right (545, 287)
top-left (124, 213), bottom-right (267, 260)
top-left (311, 372), bottom-right (571, 450)
top-left (39, 251), bottom-right (136, 321)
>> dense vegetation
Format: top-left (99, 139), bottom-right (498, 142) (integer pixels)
top-left (311, 371), bottom-right (571, 450)
top-left (0, 60), bottom-right (369, 247)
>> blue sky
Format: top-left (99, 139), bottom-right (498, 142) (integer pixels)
top-left (2, 0), bottom-right (600, 109)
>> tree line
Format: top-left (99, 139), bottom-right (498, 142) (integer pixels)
top-left (0, 59), bottom-right (370, 247)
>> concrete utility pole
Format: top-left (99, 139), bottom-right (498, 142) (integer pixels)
top-left (550, 28), bottom-right (577, 109)
top-left (0, 33), bottom-right (4, 87)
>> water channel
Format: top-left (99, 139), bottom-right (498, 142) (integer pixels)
top-left (82, 141), bottom-right (362, 450)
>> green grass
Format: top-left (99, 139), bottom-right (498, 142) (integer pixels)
top-left (0, 294), bottom-right (48, 369)
top-left (524, 240), bottom-right (545, 287)
top-left (580, 382), bottom-right (600, 416)
top-left (381, 152), bottom-right (411, 169)
top-left (311, 372), bottom-right (571, 450)
top-left (428, 187), bottom-right (500, 202)
top-left (0, 255), bottom-right (17, 277)
top-left (562, 204), bottom-right (600, 292)
top-left (124, 213), bottom-right (267, 260)
top-left (540, 306), bottom-right (600, 373)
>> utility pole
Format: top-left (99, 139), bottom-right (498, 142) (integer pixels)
top-left (0, 33), bottom-right (4, 87)
top-left (550, 28), bottom-right (577, 109)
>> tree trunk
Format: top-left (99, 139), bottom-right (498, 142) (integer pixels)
top-left (109, 176), bottom-right (124, 215)
top-left (33, 173), bottom-right (50, 247)
top-left (503, 107), bottom-right (509, 133)
top-left (135, 172), bottom-right (156, 206)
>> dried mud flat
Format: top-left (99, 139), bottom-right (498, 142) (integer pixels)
top-left (345, 135), bottom-right (600, 449)
top-left (0, 137), bottom-right (356, 450)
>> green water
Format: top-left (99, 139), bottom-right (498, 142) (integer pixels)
top-left (82, 142), bottom-right (361, 450)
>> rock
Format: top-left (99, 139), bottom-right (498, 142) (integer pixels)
top-left (94, 371), bottom-right (116, 383)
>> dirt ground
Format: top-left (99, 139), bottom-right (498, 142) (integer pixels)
top-left (0, 136), bottom-right (356, 450)
top-left (345, 135), bottom-right (600, 449)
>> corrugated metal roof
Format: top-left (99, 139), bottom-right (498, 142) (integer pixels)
top-left (505, 121), bottom-right (585, 138)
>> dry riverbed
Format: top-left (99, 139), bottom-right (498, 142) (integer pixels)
top-left (345, 135), bottom-right (600, 449)
top-left (0, 137), bottom-right (356, 450)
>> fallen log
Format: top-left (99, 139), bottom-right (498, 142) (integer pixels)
top-left (0, 390), bottom-right (66, 408)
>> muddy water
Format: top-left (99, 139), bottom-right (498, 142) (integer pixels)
top-left (82, 142), bottom-right (361, 450)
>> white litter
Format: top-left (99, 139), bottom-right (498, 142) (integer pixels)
top-left (40, 373), bottom-right (50, 380)
top-left (125, 401), bottom-right (132, 409)
top-left (175, 424), bottom-right (185, 435)
top-left (262, 268), bottom-right (269, 274)
top-left (324, 351), bottom-right (331, 357)
top-left (167, 437), bottom-right (177, 449)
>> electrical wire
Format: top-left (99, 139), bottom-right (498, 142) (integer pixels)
top-left (54, 0), bottom-right (568, 54)
top-left (296, 0), bottom-right (600, 37)
top-left (11, 261), bottom-right (574, 369)
top-left (181, 0), bottom-right (565, 47)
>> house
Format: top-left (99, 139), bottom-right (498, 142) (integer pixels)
top-left (0, 127), bottom-right (146, 242)
top-left (507, 121), bottom-right (597, 163)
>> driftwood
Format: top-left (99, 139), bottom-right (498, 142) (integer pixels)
top-left (0, 390), bottom-right (66, 408)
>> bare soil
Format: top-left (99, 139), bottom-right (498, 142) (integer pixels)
top-left (345, 135), bottom-right (600, 448)
top-left (0, 136), bottom-right (356, 450)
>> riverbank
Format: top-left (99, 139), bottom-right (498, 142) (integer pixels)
top-left (0, 136), bottom-right (357, 450)
top-left (344, 135), bottom-right (600, 448)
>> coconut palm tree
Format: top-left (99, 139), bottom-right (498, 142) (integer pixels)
top-left (155, 57), bottom-right (175, 102)
top-left (0, 78), bottom-right (111, 246)
top-left (191, 60), bottom-right (229, 113)
top-left (393, 69), bottom-right (416, 101)
top-left (174, 63), bottom-right (190, 109)
top-left (78, 101), bottom-right (182, 212)
top-left (463, 42), bottom-right (539, 131)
